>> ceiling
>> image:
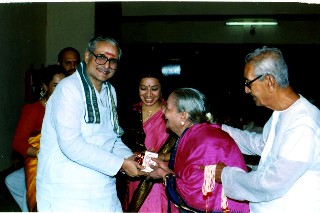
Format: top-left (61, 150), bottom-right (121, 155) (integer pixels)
top-left (120, 1), bottom-right (320, 21)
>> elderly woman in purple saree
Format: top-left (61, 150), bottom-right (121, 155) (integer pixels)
top-left (149, 88), bottom-right (249, 213)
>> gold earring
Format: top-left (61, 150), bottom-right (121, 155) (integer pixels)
top-left (180, 121), bottom-right (185, 126)
top-left (39, 85), bottom-right (47, 100)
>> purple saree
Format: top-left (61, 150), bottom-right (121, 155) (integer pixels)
top-left (170, 123), bottom-right (249, 213)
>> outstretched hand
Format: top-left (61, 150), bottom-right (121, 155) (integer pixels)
top-left (121, 157), bottom-right (146, 177)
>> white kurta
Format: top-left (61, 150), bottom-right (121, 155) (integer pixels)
top-left (222, 95), bottom-right (320, 213)
top-left (36, 73), bottom-right (132, 212)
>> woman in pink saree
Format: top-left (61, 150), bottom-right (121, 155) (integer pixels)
top-left (121, 71), bottom-right (176, 212)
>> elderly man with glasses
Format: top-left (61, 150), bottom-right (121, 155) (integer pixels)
top-left (215, 46), bottom-right (320, 212)
top-left (36, 36), bottom-right (145, 211)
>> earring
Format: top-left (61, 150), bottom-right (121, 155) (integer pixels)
top-left (39, 85), bottom-right (47, 100)
top-left (180, 121), bottom-right (185, 126)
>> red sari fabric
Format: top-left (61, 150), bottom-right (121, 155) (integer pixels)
top-left (12, 102), bottom-right (44, 157)
top-left (171, 123), bottom-right (250, 213)
top-left (12, 101), bottom-right (45, 212)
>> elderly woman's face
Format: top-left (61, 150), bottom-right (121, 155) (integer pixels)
top-left (164, 94), bottom-right (182, 135)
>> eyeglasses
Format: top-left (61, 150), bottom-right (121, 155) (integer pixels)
top-left (244, 75), bottom-right (264, 89)
top-left (89, 51), bottom-right (119, 69)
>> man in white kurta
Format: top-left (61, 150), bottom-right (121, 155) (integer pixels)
top-left (215, 46), bottom-right (320, 213)
top-left (222, 95), bottom-right (320, 212)
top-left (36, 36), bottom-right (143, 212)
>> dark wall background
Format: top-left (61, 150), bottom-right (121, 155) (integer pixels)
top-left (95, 2), bottom-right (320, 127)
top-left (111, 43), bottom-right (319, 127)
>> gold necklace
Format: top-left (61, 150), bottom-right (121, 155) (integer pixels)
top-left (143, 103), bottom-right (161, 117)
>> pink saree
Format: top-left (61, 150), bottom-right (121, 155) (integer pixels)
top-left (125, 110), bottom-right (171, 212)
top-left (169, 123), bottom-right (249, 213)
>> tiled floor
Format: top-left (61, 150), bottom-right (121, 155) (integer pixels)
top-left (0, 167), bottom-right (21, 212)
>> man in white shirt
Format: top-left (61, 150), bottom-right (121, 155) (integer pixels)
top-left (215, 46), bottom-right (320, 213)
top-left (36, 36), bottom-right (144, 211)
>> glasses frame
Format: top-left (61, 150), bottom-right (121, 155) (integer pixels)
top-left (244, 74), bottom-right (264, 89)
top-left (89, 51), bottom-right (119, 69)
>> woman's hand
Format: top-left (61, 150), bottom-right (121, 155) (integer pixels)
top-left (148, 157), bottom-right (173, 179)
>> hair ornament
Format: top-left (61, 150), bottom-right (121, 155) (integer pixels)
top-left (205, 112), bottom-right (214, 123)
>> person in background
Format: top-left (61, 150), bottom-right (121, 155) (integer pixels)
top-left (36, 36), bottom-right (144, 212)
top-left (121, 69), bottom-right (177, 212)
top-left (148, 88), bottom-right (249, 213)
top-left (57, 46), bottom-right (81, 75)
top-left (215, 46), bottom-right (320, 212)
top-left (5, 65), bottom-right (68, 212)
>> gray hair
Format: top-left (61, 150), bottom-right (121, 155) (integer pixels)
top-left (170, 88), bottom-right (214, 124)
top-left (245, 46), bottom-right (289, 87)
top-left (85, 36), bottom-right (122, 60)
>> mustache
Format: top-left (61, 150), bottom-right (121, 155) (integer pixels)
top-left (99, 67), bottom-right (114, 73)
top-left (68, 68), bottom-right (76, 72)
